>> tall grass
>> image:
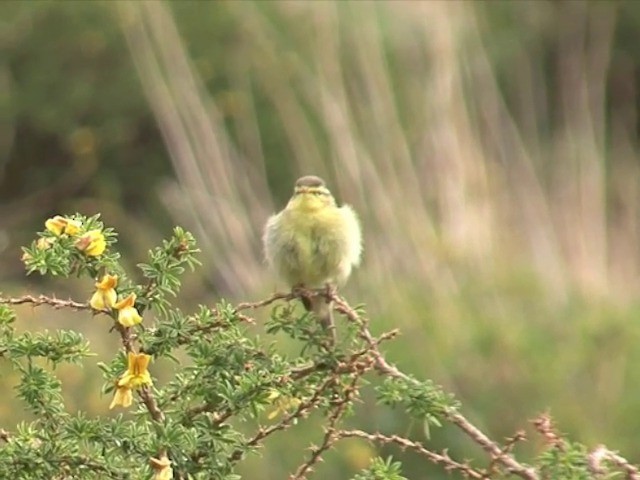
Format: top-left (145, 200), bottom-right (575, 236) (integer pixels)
top-left (119, 0), bottom-right (637, 302)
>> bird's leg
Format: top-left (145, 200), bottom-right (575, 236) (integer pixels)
top-left (322, 283), bottom-right (337, 347)
top-left (292, 283), bottom-right (336, 347)
top-left (292, 284), bottom-right (313, 311)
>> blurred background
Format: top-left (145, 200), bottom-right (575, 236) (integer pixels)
top-left (3, 0), bottom-right (640, 478)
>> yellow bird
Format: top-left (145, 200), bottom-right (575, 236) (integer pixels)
top-left (263, 175), bottom-right (362, 340)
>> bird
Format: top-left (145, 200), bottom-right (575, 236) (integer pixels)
top-left (263, 175), bottom-right (362, 342)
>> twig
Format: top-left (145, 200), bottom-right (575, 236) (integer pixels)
top-left (336, 430), bottom-right (485, 479)
top-left (226, 372), bottom-right (338, 463)
top-left (447, 412), bottom-right (537, 479)
top-left (235, 292), bottom-right (296, 312)
top-left (486, 430), bottom-right (527, 476)
top-left (535, 413), bottom-right (640, 480)
top-left (242, 289), bottom-right (539, 479)
top-left (0, 294), bottom-right (93, 311)
top-left (290, 365), bottom-right (369, 480)
top-left (330, 292), bottom-right (540, 480)
top-left (139, 385), bottom-right (165, 422)
top-left (589, 445), bottom-right (640, 480)
top-left (180, 355), bottom-right (372, 422)
top-left (532, 413), bottom-right (564, 449)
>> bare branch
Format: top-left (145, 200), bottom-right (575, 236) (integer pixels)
top-left (0, 294), bottom-right (93, 312)
top-left (336, 429), bottom-right (486, 479)
top-left (290, 365), bottom-right (368, 480)
top-left (331, 291), bottom-right (540, 480)
top-left (589, 445), bottom-right (640, 480)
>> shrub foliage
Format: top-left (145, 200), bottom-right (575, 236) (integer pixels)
top-left (0, 214), bottom-right (636, 479)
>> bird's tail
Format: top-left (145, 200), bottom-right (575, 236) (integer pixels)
top-left (302, 294), bottom-right (336, 345)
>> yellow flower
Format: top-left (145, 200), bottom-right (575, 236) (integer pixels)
top-left (150, 455), bottom-right (173, 480)
top-left (109, 352), bottom-right (153, 409)
top-left (89, 274), bottom-right (118, 310)
top-left (109, 385), bottom-right (133, 409)
top-left (114, 293), bottom-right (142, 327)
top-left (45, 215), bottom-right (81, 236)
top-left (75, 230), bottom-right (106, 256)
top-left (63, 219), bottom-right (81, 236)
top-left (120, 352), bottom-right (153, 389)
top-left (45, 216), bottom-right (66, 235)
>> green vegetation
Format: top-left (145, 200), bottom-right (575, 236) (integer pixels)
top-left (1, 216), bottom-right (636, 479)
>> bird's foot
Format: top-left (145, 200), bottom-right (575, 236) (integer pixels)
top-left (292, 284), bottom-right (313, 311)
top-left (322, 283), bottom-right (337, 302)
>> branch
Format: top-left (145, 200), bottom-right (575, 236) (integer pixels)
top-left (589, 445), bottom-right (640, 480)
top-left (139, 385), bottom-right (165, 422)
top-left (447, 412), bottom-right (538, 479)
top-left (534, 413), bottom-right (639, 479)
top-left (336, 429), bottom-right (485, 479)
top-left (330, 291), bottom-right (540, 480)
top-left (290, 364), bottom-right (368, 480)
top-left (0, 294), bottom-right (93, 311)
top-left (235, 292), bottom-right (296, 312)
top-left (226, 364), bottom-right (361, 464)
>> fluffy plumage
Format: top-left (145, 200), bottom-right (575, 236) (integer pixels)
top-left (263, 176), bottom-right (362, 288)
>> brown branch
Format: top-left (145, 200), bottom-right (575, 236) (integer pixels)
top-left (534, 413), bottom-right (640, 480)
top-left (486, 431), bottom-right (527, 476)
top-left (330, 292), bottom-right (540, 480)
top-left (503, 430), bottom-right (527, 455)
top-left (532, 413), bottom-right (564, 449)
top-left (290, 365), bottom-right (368, 480)
top-left (115, 323), bottom-right (134, 353)
top-left (224, 380), bottom-right (331, 463)
top-left (180, 354), bottom-right (372, 423)
top-left (0, 294), bottom-right (93, 312)
top-left (48, 454), bottom-right (128, 477)
top-left (226, 357), bottom-right (374, 466)
top-left (235, 292), bottom-right (296, 312)
top-left (447, 413), bottom-right (537, 479)
top-left (336, 430), bottom-right (486, 479)
top-left (589, 445), bottom-right (640, 480)
top-left (242, 289), bottom-right (538, 478)
top-left (139, 385), bottom-right (165, 423)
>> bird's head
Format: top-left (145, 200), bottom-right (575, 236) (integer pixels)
top-left (287, 175), bottom-right (336, 211)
